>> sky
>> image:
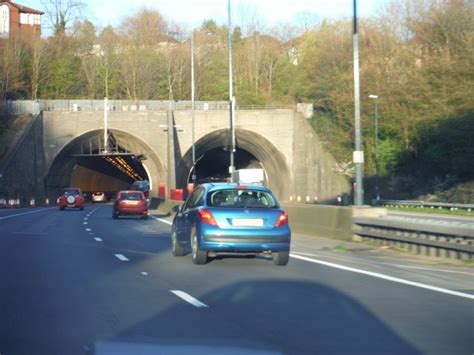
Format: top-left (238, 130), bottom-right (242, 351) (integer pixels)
top-left (21, 0), bottom-right (391, 35)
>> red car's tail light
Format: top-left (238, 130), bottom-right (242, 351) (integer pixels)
top-left (275, 212), bottom-right (288, 227)
top-left (198, 209), bottom-right (217, 225)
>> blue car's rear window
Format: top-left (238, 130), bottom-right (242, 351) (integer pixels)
top-left (207, 189), bottom-right (277, 208)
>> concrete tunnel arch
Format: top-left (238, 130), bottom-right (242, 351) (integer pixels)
top-left (45, 129), bottom-right (166, 198)
top-left (176, 128), bottom-right (292, 199)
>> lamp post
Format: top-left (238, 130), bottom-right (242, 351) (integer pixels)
top-left (227, 0), bottom-right (236, 181)
top-left (103, 97), bottom-right (108, 154)
top-left (369, 94), bottom-right (379, 200)
top-left (191, 30), bottom-right (196, 183)
top-left (352, 0), bottom-right (364, 206)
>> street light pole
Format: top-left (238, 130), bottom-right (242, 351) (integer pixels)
top-left (103, 97), bottom-right (108, 153)
top-left (191, 30), bottom-right (196, 183)
top-left (228, 0), bottom-right (236, 181)
top-left (352, 0), bottom-right (364, 206)
top-left (369, 94), bottom-right (379, 200)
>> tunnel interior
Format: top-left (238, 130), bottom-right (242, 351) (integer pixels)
top-left (177, 128), bottom-right (291, 199)
top-left (46, 129), bottom-right (164, 199)
top-left (193, 147), bottom-right (263, 184)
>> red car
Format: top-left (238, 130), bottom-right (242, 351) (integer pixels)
top-left (112, 191), bottom-right (148, 220)
top-left (59, 188), bottom-right (85, 211)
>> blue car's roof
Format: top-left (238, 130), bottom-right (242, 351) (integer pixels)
top-left (201, 183), bottom-right (271, 193)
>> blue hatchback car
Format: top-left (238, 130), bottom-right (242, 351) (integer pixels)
top-left (171, 183), bottom-right (291, 265)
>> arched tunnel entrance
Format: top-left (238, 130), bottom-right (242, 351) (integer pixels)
top-left (45, 129), bottom-right (165, 199)
top-left (176, 128), bottom-right (291, 199)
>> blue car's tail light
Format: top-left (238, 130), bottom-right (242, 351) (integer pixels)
top-left (198, 209), bottom-right (218, 225)
top-left (274, 211), bottom-right (288, 227)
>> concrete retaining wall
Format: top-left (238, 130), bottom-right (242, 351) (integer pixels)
top-left (283, 204), bottom-right (353, 241)
top-left (152, 199), bottom-right (353, 241)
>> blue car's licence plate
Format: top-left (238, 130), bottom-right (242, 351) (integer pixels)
top-left (232, 218), bottom-right (263, 227)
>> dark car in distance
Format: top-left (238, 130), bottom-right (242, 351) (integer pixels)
top-left (112, 191), bottom-right (148, 220)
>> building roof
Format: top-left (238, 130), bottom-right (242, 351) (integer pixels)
top-left (1, 0), bottom-right (44, 15)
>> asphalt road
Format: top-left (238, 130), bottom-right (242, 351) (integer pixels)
top-left (1, 205), bottom-right (473, 355)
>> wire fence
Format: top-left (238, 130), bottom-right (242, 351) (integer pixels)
top-left (2, 100), bottom-right (295, 115)
top-left (1, 100), bottom-right (41, 115)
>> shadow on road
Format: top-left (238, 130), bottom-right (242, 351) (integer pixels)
top-left (93, 279), bottom-right (421, 355)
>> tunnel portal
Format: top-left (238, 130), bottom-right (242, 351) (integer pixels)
top-left (45, 129), bottom-right (164, 199)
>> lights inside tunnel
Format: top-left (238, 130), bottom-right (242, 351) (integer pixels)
top-left (102, 156), bottom-right (144, 180)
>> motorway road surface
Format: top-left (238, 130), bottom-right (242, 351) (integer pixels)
top-left (1, 206), bottom-right (473, 355)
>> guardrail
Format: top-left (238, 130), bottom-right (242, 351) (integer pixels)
top-left (375, 199), bottom-right (474, 211)
top-left (353, 214), bottom-right (474, 260)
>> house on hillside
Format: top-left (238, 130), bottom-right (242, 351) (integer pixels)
top-left (0, 0), bottom-right (43, 39)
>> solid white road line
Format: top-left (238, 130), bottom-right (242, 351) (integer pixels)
top-left (291, 250), bottom-right (473, 276)
top-left (114, 254), bottom-right (130, 261)
top-left (150, 215), bottom-right (173, 225)
top-left (94, 237), bottom-right (103, 242)
top-left (0, 209), bottom-right (51, 220)
top-left (290, 254), bottom-right (474, 300)
top-left (170, 290), bottom-right (209, 308)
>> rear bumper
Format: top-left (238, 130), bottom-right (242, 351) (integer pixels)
top-left (59, 201), bottom-right (84, 208)
top-left (116, 207), bottom-right (147, 215)
top-left (199, 226), bottom-right (291, 252)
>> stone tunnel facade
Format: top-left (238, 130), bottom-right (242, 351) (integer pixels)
top-left (1, 107), bottom-right (351, 203)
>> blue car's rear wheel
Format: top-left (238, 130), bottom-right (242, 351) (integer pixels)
top-left (272, 251), bottom-right (289, 266)
top-left (191, 229), bottom-right (207, 265)
top-left (172, 228), bottom-right (184, 257)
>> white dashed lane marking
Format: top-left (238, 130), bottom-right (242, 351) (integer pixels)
top-left (170, 290), bottom-right (209, 308)
top-left (94, 237), bottom-right (103, 242)
top-left (85, 228), bottom-right (92, 232)
top-left (114, 254), bottom-right (130, 261)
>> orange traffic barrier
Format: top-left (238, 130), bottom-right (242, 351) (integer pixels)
top-left (159, 182), bottom-right (166, 199)
top-left (170, 189), bottom-right (184, 201)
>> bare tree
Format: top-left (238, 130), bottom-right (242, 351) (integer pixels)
top-left (41, 0), bottom-right (86, 35)
top-left (0, 38), bottom-right (26, 100)
top-left (30, 40), bottom-right (45, 99)
top-left (120, 7), bottom-right (169, 48)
